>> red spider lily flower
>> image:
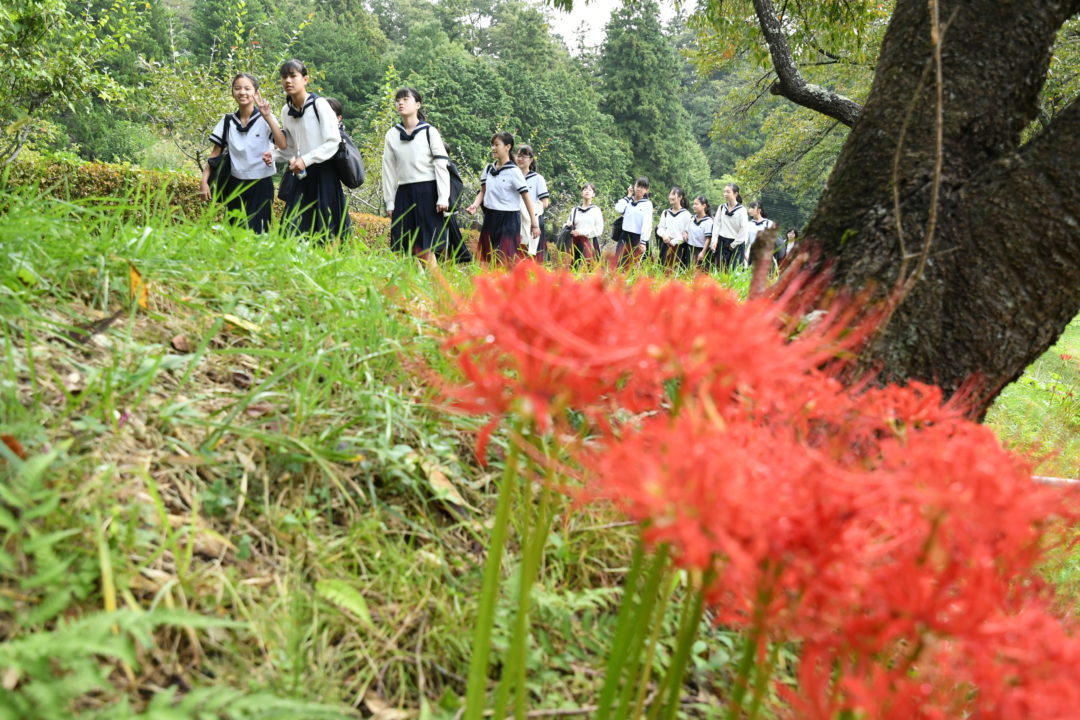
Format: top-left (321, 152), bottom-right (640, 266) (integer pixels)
top-left (434, 264), bottom-right (648, 459)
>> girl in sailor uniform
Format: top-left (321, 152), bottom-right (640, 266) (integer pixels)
top-left (466, 132), bottom-right (540, 266)
top-left (277, 59), bottom-right (350, 240)
top-left (199, 73), bottom-right (286, 233)
top-left (563, 182), bottom-right (604, 265)
top-left (381, 87), bottom-right (453, 267)
top-left (655, 186), bottom-right (692, 269)
top-left (613, 177), bottom-right (654, 267)
top-left (688, 195), bottom-right (714, 268)
top-left (514, 145), bottom-right (551, 262)
top-left (746, 201), bottom-right (777, 267)
top-left (709, 183), bottom-right (748, 270)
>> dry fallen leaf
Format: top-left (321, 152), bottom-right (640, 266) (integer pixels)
top-left (170, 334), bottom-right (192, 353)
top-left (1, 435), bottom-right (28, 461)
top-left (128, 263), bottom-right (149, 310)
top-left (221, 313), bottom-right (263, 335)
top-left (363, 690), bottom-right (413, 720)
top-left (416, 455), bottom-right (475, 517)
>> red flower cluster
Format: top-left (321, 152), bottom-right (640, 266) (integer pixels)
top-left (432, 264), bottom-right (1079, 717)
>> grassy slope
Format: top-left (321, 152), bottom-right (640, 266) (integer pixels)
top-left (0, 184), bottom-right (1075, 717)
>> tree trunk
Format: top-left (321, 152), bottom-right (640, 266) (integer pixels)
top-left (798, 0), bottom-right (1080, 414)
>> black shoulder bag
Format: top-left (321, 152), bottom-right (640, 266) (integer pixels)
top-left (206, 114), bottom-right (232, 189)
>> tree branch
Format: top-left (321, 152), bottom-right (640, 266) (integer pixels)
top-left (751, 0), bottom-right (863, 127)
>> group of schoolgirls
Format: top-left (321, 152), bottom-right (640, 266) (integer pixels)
top-left (382, 89), bottom-right (550, 268)
top-left (611, 179), bottom-right (785, 271)
top-left (200, 60), bottom-right (351, 240)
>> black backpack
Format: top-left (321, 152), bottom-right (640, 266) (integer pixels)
top-left (309, 96), bottom-right (366, 188)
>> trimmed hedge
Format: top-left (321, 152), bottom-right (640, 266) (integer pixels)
top-left (2, 156), bottom-right (480, 248)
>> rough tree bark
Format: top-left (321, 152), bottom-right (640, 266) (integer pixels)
top-left (762, 0), bottom-right (1080, 413)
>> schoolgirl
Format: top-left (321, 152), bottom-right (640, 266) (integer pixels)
top-left (381, 87), bottom-right (453, 267)
top-left (515, 145), bottom-right (551, 262)
top-left (563, 182), bottom-right (605, 265)
top-left (277, 59), bottom-right (350, 240)
top-left (745, 201), bottom-right (777, 266)
top-left (655, 186), bottom-right (692, 268)
top-left (688, 196), bottom-right (714, 268)
top-left (778, 227), bottom-right (799, 263)
top-left (710, 183), bottom-right (748, 270)
top-left (199, 73), bottom-right (286, 233)
top-left (613, 177), bottom-right (654, 267)
top-left (466, 132), bottom-right (540, 266)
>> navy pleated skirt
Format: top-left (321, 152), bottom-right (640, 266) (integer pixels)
top-left (391, 180), bottom-right (444, 254)
top-left (477, 207), bottom-right (523, 264)
top-left (282, 161), bottom-right (350, 241)
top-left (218, 175), bottom-right (274, 234)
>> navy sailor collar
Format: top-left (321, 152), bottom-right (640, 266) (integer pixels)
top-left (286, 93), bottom-right (318, 118)
top-left (720, 203), bottom-right (744, 217)
top-left (664, 208), bottom-right (689, 216)
top-left (751, 218), bottom-right (770, 226)
top-left (693, 215), bottom-right (711, 225)
top-left (486, 161), bottom-right (517, 176)
top-left (394, 121), bottom-right (432, 142)
top-left (228, 108), bottom-right (263, 133)
top-left (576, 204), bottom-right (599, 212)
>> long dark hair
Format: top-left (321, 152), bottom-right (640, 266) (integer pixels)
top-left (394, 87), bottom-right (426, 121)
top-left (516, 145), bottom-right (537, 173)
top-left (491, 131), bottom-right (514, 153)
top-left (694, 195), bottom-right (711, 216)
top-left (669, 186), bottom-right (687, 210)
top-left (725, 183), bottom-right (743, 204)
top-left (748, 200), bottom-right (766, 218)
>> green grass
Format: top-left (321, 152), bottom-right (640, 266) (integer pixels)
top-left (0, 178), bottom-right (1075, 719)
top-left (0, 185), bottom-right (675, 718)
top-left (986, 318), bottom-right (1080, 478)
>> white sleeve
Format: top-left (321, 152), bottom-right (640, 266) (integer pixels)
top-left (382, 132), bottom-right (397, 213)
top-left (641, 202), bottom-right (653, 242)
top-left (732, 208), bottom-right (749, 246)
top-left (614, 195), bottom-right (631, 214)
top-left (208, 116), bottom-right (227, 148)
top-left (277, 105), bottom-right (297, 165)
top-left (301, 98), bottom-right (341, 166)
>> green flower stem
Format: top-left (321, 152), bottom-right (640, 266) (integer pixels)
top-left (630, 571), bottom-right (680, 720)
top-left (655, 584), bottom-right (705, 720)
top-left (514, 479), bottom-right (557, 720)
top-left (614, 546), bottom-right (672, 720)
top-left (725, 576), bottom-right (776, 720)
top-left (747, 638), bottom-right (781, 720)
top-left (463, 429), bottom-right (522, 720)
top-left (595, 541), bottom-right (648, 720)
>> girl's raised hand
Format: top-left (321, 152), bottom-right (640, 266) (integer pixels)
top-left (255, 92), bottom-right (271, 117)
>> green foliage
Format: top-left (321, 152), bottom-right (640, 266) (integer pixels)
top-left (289, 2), bottom-right (390, 123)
top-left (599, 0), bottom-right (713, 195)
top-left (0, 0), bottom-right (144, 164)
top-left (0, 610), bottom-right (353, 719)
top-left (54, 101), bottom-right (157, 163)
top-left (3, 155), bottom-right (205, 217)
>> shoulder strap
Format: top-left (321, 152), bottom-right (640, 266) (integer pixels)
top-left (309, 93), bottom-right (321, 123)
top-left (425, 126), bottom-right (450, 161)
top-left (221, 114), bottom-right (232, 149)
